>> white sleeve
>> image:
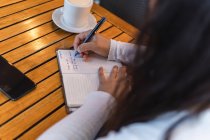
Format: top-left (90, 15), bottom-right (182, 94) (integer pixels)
top-left (97, 110), bottom-right (210, 140)
top-left (108, 40), bottom-right (143, 64)
top-left (97, 127), bottom-right (142, 140)
top-left (171, 111), bottom-right (210, 140)
top-left (37, 91), bottom-right (115, 140)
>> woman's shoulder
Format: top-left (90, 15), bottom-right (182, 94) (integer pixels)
top-left (98, 109), bottom-right (210, 140)
top-left (171, 109), bottom-right (210, 140)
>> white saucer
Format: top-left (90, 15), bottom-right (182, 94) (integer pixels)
top-left (52, 7), bottom-right (97, 33)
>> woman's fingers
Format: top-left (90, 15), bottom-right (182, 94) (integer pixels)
top-left (97, 66), bottom-right (129, 98)
top-left (110, 66), bottom-right (119, 79)
top-left (78, 42), bottom-right (94, 52)
top-left (73, 31), bottom-right (91, 50)
top-left (82, 54), bottom-right (89, 62)
top-left (98, 67), bottom-right (106, 82)
top-left (73, 34), bottom-right (84, 50)
top-left (118, 66), bottom-right (127, 80)
top-left (114, 66), bottom-right (130, 98)
top-left (109, 66), bottom-right (126, 80)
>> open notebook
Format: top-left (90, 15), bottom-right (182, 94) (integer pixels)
top-left (56, 50), bottom-right (121, 112)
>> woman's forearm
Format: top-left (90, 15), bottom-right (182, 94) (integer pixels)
top-left (37, 91), bottom-right (115, 140)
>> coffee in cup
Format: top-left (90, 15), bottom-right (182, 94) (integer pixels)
top-left (63, 0), bottom-right (93, 28)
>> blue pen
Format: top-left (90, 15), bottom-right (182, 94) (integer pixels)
top-left (74, 17), bottom-right (106, 56)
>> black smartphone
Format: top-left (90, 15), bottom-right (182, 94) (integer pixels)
top-left (0, 56), bottom-right (36, 100)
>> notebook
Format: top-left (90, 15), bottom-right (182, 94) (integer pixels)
top-left (56, 50), bottom-right (121, 112)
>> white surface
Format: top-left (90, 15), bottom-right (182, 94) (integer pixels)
top-left (52, 7), bottom-right (97, 33)
top-left (57, 50), bottom-right (121, 107)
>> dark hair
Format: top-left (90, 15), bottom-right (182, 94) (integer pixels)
top-left (101, 0), bottom-right (210, 139)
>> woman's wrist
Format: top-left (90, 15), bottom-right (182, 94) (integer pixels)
top-left (108, 39), bottom-right (118, 61)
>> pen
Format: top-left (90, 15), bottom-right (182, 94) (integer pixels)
top-left (74, 17), bottom-right (106, 56)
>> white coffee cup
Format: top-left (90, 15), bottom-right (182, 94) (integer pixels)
top-left (63, 0), bottom-right (93, 28)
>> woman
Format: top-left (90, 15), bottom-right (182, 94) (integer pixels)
top-left (38, 0), bottom-right (210, 139)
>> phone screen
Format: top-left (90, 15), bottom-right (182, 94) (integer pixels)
top-left (0, 56), bottom-right (36, 100)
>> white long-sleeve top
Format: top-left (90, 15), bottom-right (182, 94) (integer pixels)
top-left (38, 40), bottom-right (210, 140)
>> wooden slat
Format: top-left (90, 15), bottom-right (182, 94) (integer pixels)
top-left (0, 0), bottom-right (52, 18)
top-left (94, 15), bottom-right (112, 33)
top-left (0, 93), bottom-right (8, 105)
top-left (13, 35), bottom-right (74, 73)
top-left (0, 73), bottom-right (61, 125)
top-left (0, 88), bottom-right (64, 140)
top-left (3, 29), bottom-right (71, 63)
top-left (18, 106), bottom-right (67, 140)
top-left (0, 0), bottom-right (24, 7)
top-left (0, 0), bottom-right (63, 29)
top-left (100, 26), bottom-right (122, 39)
top-left (92, 3), bottom-right (139, 38)
top-left (0, 11), bottom-right (55, 42)
top-left (0, 13), bottom-right (105, 53)
top-left (131, 39), bottom-right (137, 44)
top-left (3, 22), bottom-right (113, 63)
top-left (114, 33), bottom-right (133, 42)
top-left (98, 20), bottom-right (112, 33)
top-left (26, 59), bottom-right (59, 84)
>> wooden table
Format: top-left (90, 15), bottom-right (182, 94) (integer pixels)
top-left (0, 0), bottom-right (138, 139)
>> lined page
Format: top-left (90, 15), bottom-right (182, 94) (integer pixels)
top-left (57, 50), bottom-right (121, 107)
top-left (62, 74), bottom-right (99, 107)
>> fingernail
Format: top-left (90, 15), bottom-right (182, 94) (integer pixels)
top-left (99, 67), bottom-right (103, 73)
top-left (99, 67), bottom-right (103, 70)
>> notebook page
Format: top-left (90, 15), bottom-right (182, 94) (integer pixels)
top-left (62, 74), bottom-right (98, 107)
top-left (57, 50), bottom-right (121, 107)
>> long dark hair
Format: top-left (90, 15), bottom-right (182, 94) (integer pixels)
top-left (101, 0), bottom-right (210, 139)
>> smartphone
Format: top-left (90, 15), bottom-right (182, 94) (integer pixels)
top-left (0, 56), bottom-right (36, 100)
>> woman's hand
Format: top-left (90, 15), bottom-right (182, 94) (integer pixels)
top-left (73, 30), bottom-right (111, 60)
top-left (98, 66), bottom-right (130, 99)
